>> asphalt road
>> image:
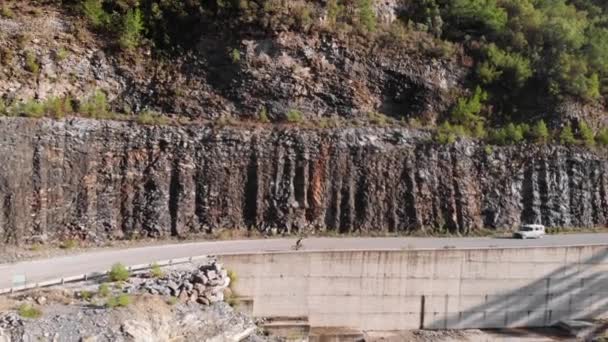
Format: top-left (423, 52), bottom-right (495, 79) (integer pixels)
top-left (1, 234), bottom-right (608, 289)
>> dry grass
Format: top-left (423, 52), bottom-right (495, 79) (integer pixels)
top-left (0, 296), bottom-right (17, 311)
top-left (125, 294), bottom-right (171, 317)
top-left (25, 289), bottom-right (74, 305)
top-left (211, 228), bottom-right (262, 241)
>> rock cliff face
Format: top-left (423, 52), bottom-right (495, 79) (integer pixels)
top-left (0, 117), bottom-right (606, 244)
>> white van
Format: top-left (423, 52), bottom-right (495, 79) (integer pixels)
top-left (513, 224), bottom-right (546, 239)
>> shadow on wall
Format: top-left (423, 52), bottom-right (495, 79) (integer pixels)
top-left (427, 247), bottom-right (608, 329)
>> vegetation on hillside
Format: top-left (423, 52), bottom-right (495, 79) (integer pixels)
top-left (54, 1), bottom-right (608, 101)
top-left (409, 0), bottom-right (608, 140)
top-left (18, 1), bottom-right (608, 145)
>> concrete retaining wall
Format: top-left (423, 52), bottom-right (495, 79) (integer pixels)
top-left (219, 245), bottom-right (608, 330)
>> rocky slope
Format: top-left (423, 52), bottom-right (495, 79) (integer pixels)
top-left (1, 302), bottom-right (262, 342)
top-left (0, 3), bottom-right (464, 123)
top-left (0, 260), bottom-right (268, 342)
top-left (0, 117), bottom-right (606, 244)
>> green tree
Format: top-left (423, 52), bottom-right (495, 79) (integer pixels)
top-left (551, 53), bottom-right (600, 100)
top-left (357, 0), bottom-right (376, 32)
top-left (540, 1), bottom-right (588, 50)
top-left (436, 122), bottom-right (457, 144)
top-left (82, 0), bottom-right (108, 28)
top-left (81, 90), bottom-right (109, 118)
top-left (505, 123), bottom-right (525, 143)
top-left (410, 0), bottom-right (443, 36)
top-left (230, 48), bottom-right (241, 63)
top-left (585, 27), bottom-right (608, 74)
top-left (477, 62), bottom-right (501, 84)
top-left (578, 121), bottom-right (595, 146)
top-left (488, 127), bottom-right (508, 145)
top-left (326, 0), bottom-right (343, 27)
top-left (451, 86), bottom-right (487, 127)
top-left (119, 8), bottom-right (144, 50)
top-left (448, 0), bottom-right (507, 34)
top-left (596, 127), bottom-right (608, 146)
top-left (531, 120), bottom-right (549, 143)
top-left (479, 44), bottom-right (532, 88)
top-left (560, 124), bottom-right (577, 145)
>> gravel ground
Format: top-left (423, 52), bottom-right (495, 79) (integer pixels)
top-left (0, 298), bottom-right (270, 342)
top-left (0, 262), bottom-right (274, 342)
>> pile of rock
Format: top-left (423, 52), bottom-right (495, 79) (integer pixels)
top-left (133, 260), bottom-right (232, 305)
top-left (0, 313), bottom-right (21, 330)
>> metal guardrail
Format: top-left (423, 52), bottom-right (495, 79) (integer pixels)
top-left (0, 255), bottom-right (211, 295)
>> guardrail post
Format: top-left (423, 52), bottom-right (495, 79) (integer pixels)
top-left (420, 295), bottom-right (425, 330)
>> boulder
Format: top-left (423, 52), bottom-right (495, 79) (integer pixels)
top-left (167, 281), bottom-right (179, 295)
top-left (36, 296), bottom-right (47, 305)
top-left (207, 292), bottom-right (224, 303)
top-left (132, 260), bottom-right (232, 306)
top-left (191, 273), bottom-right (207, 284)
top-left (207, 279), bottom-right (221, 287)
top-left (193, 283), bottom-right (206, 293)
top-left (206, 270), bottom-right (217, 280)
top-left (222, 287), bottom-right (233, 299)
top-left (196, 297), bottom-right (210, 305)
top-left (183, 280), bottom-right (193, 292)
top-left (122, 320), bottom-right (154, 341)
top-left (0, 329), bottom-right (10, 342)
top-left (178, 290), bottom-right (189, 302)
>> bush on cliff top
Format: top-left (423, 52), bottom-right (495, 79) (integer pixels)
top-left (286, 109), bottom-right (303, 123)
top-left (531, 120), bottom-right (549, 143)
top-left (560, 124), bottom-right (577, 145)
top-left (579, 121), bottom-right (595, 147)
top-left (136, 111), bottom-right (169, 125)
top-left (597, 128), bottom-right (608, 146)
top-left (80, 90), bottom-right (110, 119)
